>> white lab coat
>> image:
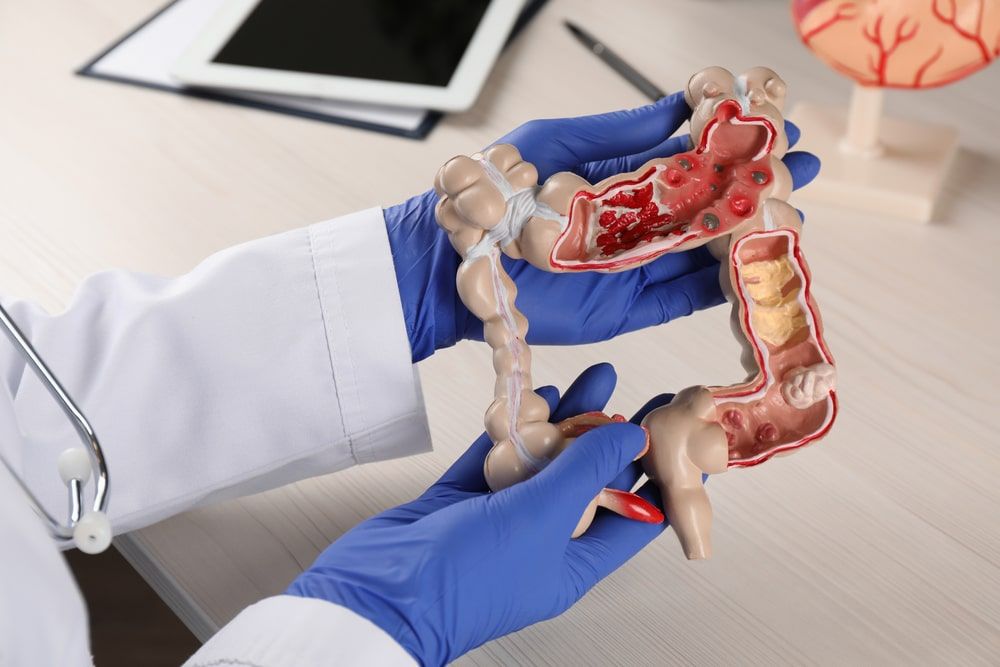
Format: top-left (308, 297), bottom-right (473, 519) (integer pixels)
top-left (0, 208), bottom-right (422, 666)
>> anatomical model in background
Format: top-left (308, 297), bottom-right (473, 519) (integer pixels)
top-left (435, 67), bottom-right (838, 560)
top-left (789, 0), bottom-right (1000, 220)
top-left (793, 0), bottom-right (1000, 88)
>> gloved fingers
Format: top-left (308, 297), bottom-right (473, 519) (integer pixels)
top-left (576, 134), bottom-right (691, 183)
top-left (530, 422), bottom-right (649, 532)
top-left (499, 92), bottom-right (690, 181)
top-left (620, 264), bottom-right (725, 334)
top-left (564, 479), bottom-right (666, 592)
top-left (575, 119), bottom-right (802, 185)
top-left (549, 362), bottom-right (618, 423)
top-left (606, 393), bottom-right (674, 491)
top-left (432, 385), bottom-right (560, 493)
top-left (550, 91), bottom-right (691, 171)
top-left (631, 392), bottom-right (676, 424)
top-left (432, 360), bottom-right (618, 495)
top-left (640, 245), bottom-right (718, 287)
top-left (368, 498), bottom-right (454, 527)
top-left (785, 120), bottom-right (801, 149)
top-left (430, 431), bottom-right (495, 493)
top-left (427, 436), bottom-right (500, 499)
top-left (783, 151), bottom-right (821, 191)
top-left (606, 461), bottom-right (642, 492)
top-left (571, 469), bottom-right (710, 579)
top-left (556, 105), bottom-right (802, 175)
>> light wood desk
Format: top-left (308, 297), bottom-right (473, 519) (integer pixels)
top-left (3, 1), bottom-right (999, 663)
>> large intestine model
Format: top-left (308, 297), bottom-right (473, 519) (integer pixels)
top-left (434, 66), bottom-right (838, 560)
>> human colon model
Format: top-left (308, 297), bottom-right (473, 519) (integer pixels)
top-left (434, 67), bottom-right (838, 559)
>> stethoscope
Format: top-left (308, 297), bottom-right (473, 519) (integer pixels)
top-left (0, 302), bottom-right (112, 554)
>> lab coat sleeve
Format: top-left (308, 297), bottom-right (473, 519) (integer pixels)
top-left (2, 207), bottom-right (431, 535)
top-left (184, 596), bottom-right (416, 666)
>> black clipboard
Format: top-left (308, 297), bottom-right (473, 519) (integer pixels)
top-left (77, 0), bottom-right (548, 140)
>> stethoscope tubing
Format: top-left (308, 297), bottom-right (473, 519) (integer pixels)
top-left (0, 301), bottom-right (109, 546)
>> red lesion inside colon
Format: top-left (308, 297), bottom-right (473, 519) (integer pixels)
top-left (716, 351), bottom-right (831, 465)
top-left (550, 105), bottom-right (776, 270)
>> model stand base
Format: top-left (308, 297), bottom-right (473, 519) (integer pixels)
top-left (789, 101), bottom-right (959, 222)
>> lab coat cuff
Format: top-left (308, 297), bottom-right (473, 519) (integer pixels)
top-left (184, 595), bottom-right (416, 666)
top-left (308, 208), bottom-right (431, 465)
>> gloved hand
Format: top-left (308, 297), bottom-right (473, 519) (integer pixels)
top-left (385, 92), bottom-right (821, 362)
top-left (287, 363), bottom-right (678, 666)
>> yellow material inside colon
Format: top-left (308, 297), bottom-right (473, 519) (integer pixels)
top-left (742, 256), bottom-right (794, 305)
top-left (742, 256), bottom-right (806, 347)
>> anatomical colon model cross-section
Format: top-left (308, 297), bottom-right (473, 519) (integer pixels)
top-left (434, 67), bottom-right (838, 560)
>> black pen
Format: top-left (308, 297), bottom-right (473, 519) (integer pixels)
top-left (564, 21), bottom-right (666, 101)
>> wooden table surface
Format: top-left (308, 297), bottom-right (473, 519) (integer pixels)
top-left (3, 1), bottom-right (999, 664)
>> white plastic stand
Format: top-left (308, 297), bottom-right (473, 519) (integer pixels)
top-left (789, 84), bottom-right (959, 222)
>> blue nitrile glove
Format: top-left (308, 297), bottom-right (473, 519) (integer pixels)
top-left (286, 363), bottom-right (680, 666)
top-left (384, 92), bottom-right (821, 362)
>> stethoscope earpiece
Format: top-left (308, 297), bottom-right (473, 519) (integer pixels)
top-left (57, 448), bottom-right (92, 485)
top-left (73, 511), bottom-right (112, 554)
top-left (58, 448), bottom-right (111, 553)
top-left (2, 304), bottom-right (112, 555)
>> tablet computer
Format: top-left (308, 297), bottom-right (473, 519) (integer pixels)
top-left (171, 0), bottom-right (526, 111)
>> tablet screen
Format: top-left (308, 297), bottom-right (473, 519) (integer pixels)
top-left (211, 0), bottom-right (492, 87)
